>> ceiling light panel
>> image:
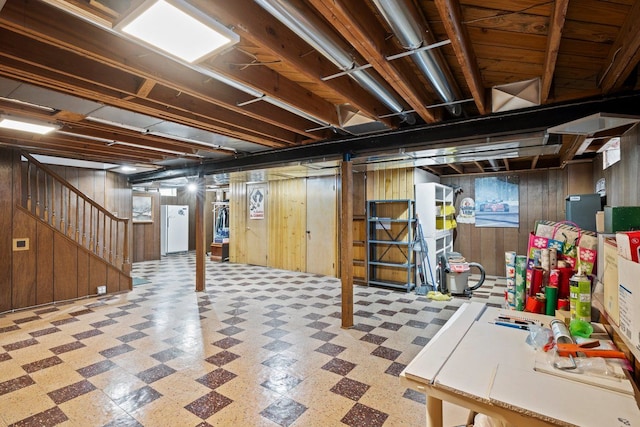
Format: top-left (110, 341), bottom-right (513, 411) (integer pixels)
top-left (0, 118), bottom-right (57, 134)
top-left (119, 0), bottom-right (239, 63)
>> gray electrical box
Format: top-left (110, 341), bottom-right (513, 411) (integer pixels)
top-left (565, 194), bottom-right (602, 232)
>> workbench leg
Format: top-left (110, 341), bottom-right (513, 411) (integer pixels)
top-left (426, 395), bottom-right (443, 427)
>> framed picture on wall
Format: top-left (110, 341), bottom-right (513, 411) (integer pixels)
top-left (132, 194), bottom-right (153, 223)
top-left (475, 176), bottom-right (519, 228)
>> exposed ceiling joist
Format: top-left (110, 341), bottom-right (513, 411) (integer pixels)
top-left (599, 0), bottom-right (640, 92)
top-left (192, 0), bottom-right (397, 128)
top-left (1, 0), bottom-right (639, 178)
top-left (541, 0), bottom-right (569, 103)
top-left (433, 0), bottom-right (487, 114)
top-left (307, 0), bottom-right (438, 123)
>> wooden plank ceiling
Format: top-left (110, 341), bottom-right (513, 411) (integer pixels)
top-left (0, 0), bottom-right (639, 177)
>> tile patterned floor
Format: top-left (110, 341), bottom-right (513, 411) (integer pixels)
top-left (0, 253), bottom-right (505, 427)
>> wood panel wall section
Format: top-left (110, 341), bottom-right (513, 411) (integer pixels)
top-left (228, 181), bottom-right (247, 263)
top-left (365, 168), bottom-right (415, 285)
top-left (595, 126), bottom-right (640, 206)
top-left (0, 152), bottom-right (15, 311)
top-left (366, 168), bottom-right (415, 200)
top-left (0, 148), bottom-right (132, 311)
top-left (442, 170), bottom-right (567, 276)
top-left (132, 191), bottom-right (160, 262)
top-left (352, 172), bottom-right (367, 285)
top-left (268, 179), bottom-right (307, 271)
top-left (229, 176), bottom-right (338, 274)
top-left (161, 188), bottom-right (217, 252)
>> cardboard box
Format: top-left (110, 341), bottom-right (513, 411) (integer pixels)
top-left (596, 211), bottom-right (605, 233)
top-left (604, 206), bottom-right (640, 233)
top-left (602, 239), bottom-right (619, 325)
top-left (618, 256), bottom-right (640, 351)
top-left (616, 231), bottom-right (640, 263)
top-left (597, 233), bottom-right (616, 282)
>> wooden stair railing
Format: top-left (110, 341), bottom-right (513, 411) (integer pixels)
top-left (20, 152), bottom-right (130, 274)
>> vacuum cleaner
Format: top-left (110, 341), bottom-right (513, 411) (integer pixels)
top-left (436, 252), bottom-right (486, 296)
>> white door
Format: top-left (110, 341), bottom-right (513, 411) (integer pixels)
top-left (306, 176), bottom-right (337, 276)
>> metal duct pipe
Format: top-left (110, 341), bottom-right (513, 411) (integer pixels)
top-left (488, 158), bottom-right (500, 171)
top-left (372, 0), bottom-right (462, 116)
top-left (254, 0), bottom-right (413, 123)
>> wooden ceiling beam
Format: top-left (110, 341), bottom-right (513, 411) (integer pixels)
top-left (599, 1), bottom-right (640, 92)
top-left (541, 0), bottom-right (569, 103)
top-left (0, 100), bottom-right (235, 157)
top-left (0, 60), bottom-right (294, 149)
top-left (306, 0), bottom-right (438, 124)
top-left (531, 155), bottom-right (539, 169)
top-left (206, 48), bottom-right (339, 125)
top-left (448, 163), bottom-right (463, 174)
top-left (433, 0), bottom-right (487, 114)
top-left (0, 43), bottom-right (303, 148)
top-left (135, 79), bottom-right (157, 99)
top-left (473, 161), bottom-right (484, 172)
top-left (0, 132), bottom-right (171, 164)
top-left (422, 166), bottom-right (440, 176)
top-left (193, 0), bottom-right (397, 127)
top-left (0, 0), bottom-right (322, 140)
top-left (560, 134), bottom-right (587, 166)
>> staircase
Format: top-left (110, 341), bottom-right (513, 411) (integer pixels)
top-left (18, 152), bottom-right (131, 297)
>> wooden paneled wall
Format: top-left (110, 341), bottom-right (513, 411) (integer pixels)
top-left (594, 125), bottom-right (640, 206)
top-left (366, 168), bottom-right (415, 200)
top-left (268, 179), bottom-right (307, 271)
top-left (229, 181), bottom-right (247, 262)
top-left (0, 151), bottom-right (14, 311)
top-left (160, 188), bottom-right (218, 253)
top-left (229, 176), bottom-right (336, 273)
top-left (132, 191), bottom-right (160, 262)
top-left (11, 207), bottom-right (129, 309)
top-left (365, 168), bottom-right (415, 284)
top-left (0, 148), bottom-right (132, 311)
top-left (442, 170), bottom-right (567, 276)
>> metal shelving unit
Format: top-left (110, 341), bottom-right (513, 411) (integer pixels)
top-left (366, 199), bottom-right (415, 292)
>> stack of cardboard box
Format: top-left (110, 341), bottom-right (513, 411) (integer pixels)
top-left (615, 231), bottom-right (640, 351)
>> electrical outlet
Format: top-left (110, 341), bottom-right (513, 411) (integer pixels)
top-left (97, 285), bottom-right (107, 295)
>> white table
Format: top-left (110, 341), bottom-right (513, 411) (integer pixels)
top-left (400, 302), bottom-right (640, 427)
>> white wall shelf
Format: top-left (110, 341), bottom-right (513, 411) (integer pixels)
top-left (415, 183), bottom-right (455, 288)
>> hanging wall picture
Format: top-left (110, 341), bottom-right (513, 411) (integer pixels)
top-left (132, 194), bottom-right (153, 223)
top-left (249, 186), bottom-right (265, 219)
top-left (475, 176), bottom-right (519, 228)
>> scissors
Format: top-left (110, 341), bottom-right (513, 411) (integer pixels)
top-left (556, 341), bottom-right (626, 359)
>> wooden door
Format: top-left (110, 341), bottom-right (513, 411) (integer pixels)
top-left (246, 184), bottom-right (268, 266)
top-left (306, 176), bottom-right (337, 276)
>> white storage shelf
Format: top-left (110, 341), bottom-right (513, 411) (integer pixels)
top-left (415, 183), bottom-right (455, 286)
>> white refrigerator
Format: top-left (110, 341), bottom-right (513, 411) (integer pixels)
top-left (160, 205), bottom-right (189, 255)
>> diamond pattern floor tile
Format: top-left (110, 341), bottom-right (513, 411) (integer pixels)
top-left (0, 253), bottom-right (506, 426)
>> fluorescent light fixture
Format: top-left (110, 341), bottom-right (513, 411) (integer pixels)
top-left (119, 0), bottom-right (239, 63)
top-left (121, 165), bottom-right (137, 172)
top-left (0, 118), bottom-right (57, 134)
